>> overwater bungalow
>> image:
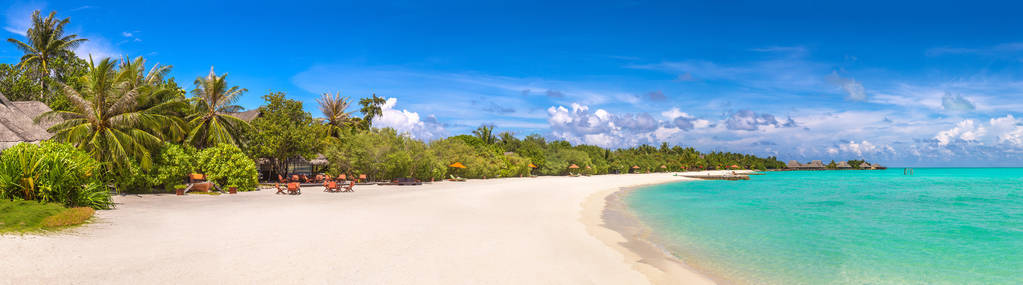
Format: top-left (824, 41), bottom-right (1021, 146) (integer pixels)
top-left (805, 160), bottom-right (825, 170)
top-left (786, 160), bottom-right (802, 169)
top-left (836, 161), bottom-right (852, 169)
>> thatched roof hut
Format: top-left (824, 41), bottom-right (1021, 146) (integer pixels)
top-left (787, 160), bottom-right (802, 168)
top-left (870, 163), bottom-right (884, 169)
top-left (231, 109), bottom-right (261, 122)
top-left (0, 93), bottom-right (57, 151)
top-left (308, 154), bottom-right (329, 165)
top-left (836, 161), bottom-right (851, 168)
top-left (859, 162), bottom-right (871, 168)
top-left (806, 160), bottom-right (825, 168)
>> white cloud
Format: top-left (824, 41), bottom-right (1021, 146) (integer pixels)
top-left (988, 115), bottom-right (1023, 146)
top-left (547, 104), bottom-right (717, 148)
top-left (74, 36), bottom-right (122, 60)
top-left (827, 71), bottom-right (867, 101)
top-left (833, 140), bottom-right (895, 157)
top-left (934, 119), bottom-right (985, 146)
top-left (373, 98), bottom-right (446, 141)
top-left (3, 1), bottom-right (43, 36)
top-left (941, 92), bottom-right (975, 112)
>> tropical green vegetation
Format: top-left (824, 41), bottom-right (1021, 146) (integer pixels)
top-left (196, 144), bottom-right (258, 191)
top-left (0, 200), bottom-right (94, 233)
top-left (0, 9), bottom-right (790, 219)
top-left (0, 142), bottom-right (109, 209)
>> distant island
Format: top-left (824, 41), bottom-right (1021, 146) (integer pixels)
top-left (785, 160), bottom-right (885, 170)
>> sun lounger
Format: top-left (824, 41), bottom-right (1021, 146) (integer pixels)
top-left (275, 183), bottom-right (286, 194)
top-left (447, 175), bottom-right (466, 182)
top-left (287, 182), bottom-right (301, 195)
top-left (324, 181), bottom-right (340, 192)
top-left (342, 181), bottom-right (355, 192)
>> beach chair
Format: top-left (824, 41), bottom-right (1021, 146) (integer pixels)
top-left (315, 174), bottom-right (325, 183)
top-left (324, 181), bottom-right (340, 193)
top-left (338, 174), bottom-right (347, 182)
top-left (448, 175), bottom-right (466, 182)
top-left (291, 174), bottom-right (300, 182)
top-left (358, 174), bottom-right (367, 183)
top-left (278, 174), bottom-right (287, 183)
top-left (275, 183), bottom-right (286, 194)
top-left (301, 174), bottom-right (312, 183)
top-left (342, 181), bottom-right (355, 192)
top-left (287, 182), bottom-right (301, 195)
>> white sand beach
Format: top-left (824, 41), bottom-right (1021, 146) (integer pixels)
top-left (0, 172), bottom-right (731, 284)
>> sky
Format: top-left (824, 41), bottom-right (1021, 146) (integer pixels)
top-left (3, 0), bottom-right (1023, 167)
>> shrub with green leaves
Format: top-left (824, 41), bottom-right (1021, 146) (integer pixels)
top-left (154, 143), bottom-right (197, 190)
top-left (196, 143), bottom-right (258, 191)
top-left (0, 142), bottom-right (110, 209)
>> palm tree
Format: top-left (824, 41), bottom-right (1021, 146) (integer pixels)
top-left (7, 10), bottom-right (87, 101)
top-left (118, 56), bottom-right (187, 141)
top-left (316, 91), bottom-right (354, 137)
top-left (186, 66), bottom-right (250, 148)
top-left (473, 124), bottom-right (497, 145)
top-left (358, 93), bottom-right (386, 125)
top-left (39, 57), bottom-right (183, 170)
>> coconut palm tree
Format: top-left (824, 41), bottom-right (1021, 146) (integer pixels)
top-left (472, 124), bottom-right (497, 145)
top-left (6, 10), bottom-right (87, 100)
top-left (39, 57), bottom-right (184, 170)
top-left (186, 66), bottom-right (250, 148)
top-left (316, 91), bottom-right (354, 137)
top-left (118, 56), bottom-right (187, 141)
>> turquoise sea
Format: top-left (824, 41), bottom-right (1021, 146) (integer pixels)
top-left (627, 168), bottom-right (1023, 284)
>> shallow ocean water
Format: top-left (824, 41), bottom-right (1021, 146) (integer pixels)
top-left (627, 168), bottom-right (1023, 284)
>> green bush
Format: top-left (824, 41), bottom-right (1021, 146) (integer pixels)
top-left (196, 144), bottom-right (258, 191)
top-left (0, 142), bottom-right (110, 209)
top-left (154, 143), bottom-right (197, 191)
top-left (113, 160), bottom-right (159, 194)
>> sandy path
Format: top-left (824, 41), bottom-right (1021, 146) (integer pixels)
top-left (0, 173), bottom-right (717, 284)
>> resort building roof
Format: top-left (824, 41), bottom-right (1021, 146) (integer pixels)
top-left (0, 93), bottom-right (58, 151)
top-left (787, 160), bottom-right (802, 168)
top-left (232, 109), bottom-right (261, 122)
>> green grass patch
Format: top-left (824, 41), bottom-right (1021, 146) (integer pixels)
top-left (0, 200), bottom-right (95, 233)
top-left (41, 207), bottom-right (95, 228)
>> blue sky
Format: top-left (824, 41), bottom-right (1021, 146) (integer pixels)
top-left (4, 1), bottom-right (1023, 166)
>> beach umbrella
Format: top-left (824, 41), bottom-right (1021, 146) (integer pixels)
top-left (528, 163), bottom-right (537, 168)
top-left (448, 162), bottom-right (466, 169)
top-left (568, 164), bottom-right (580, 169)
top-left (632, 166), bottom-right (640, 169)
top-left (585, 165), bottom-right (591, 169)
top-left (660, 165), bottom-right (667, 169)
top-left (730, 164), bottom-right (739, 168)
